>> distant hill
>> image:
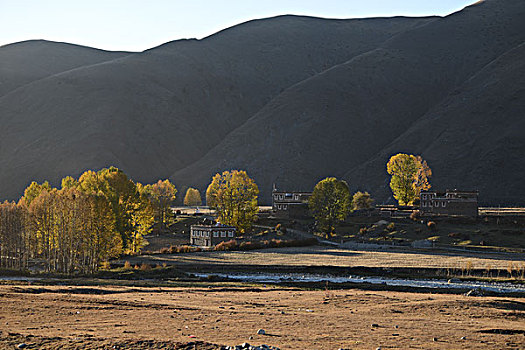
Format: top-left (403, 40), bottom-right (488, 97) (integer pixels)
top-left (1, 0), bottom-right (524, 205)
top-left (0, 15), bottom-right (430, 200)
top-left (0, 40), bottom-right (130, 97)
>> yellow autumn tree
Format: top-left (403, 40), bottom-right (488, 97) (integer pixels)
top-left (184, 187), bottom-right (202, 206)
top-left (141, 179), bottom-right (177, 231)
top-left (387, 153), bottom-right (432, 205)
top-left (206, 170), bottom-right (259, 233)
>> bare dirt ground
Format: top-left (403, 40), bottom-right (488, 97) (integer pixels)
top-left (0, 284), bottom-right (524, 349)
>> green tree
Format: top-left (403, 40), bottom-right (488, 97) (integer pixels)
top-left (184, 187), bottom-right (202, 206)
top-left (352, 191), bottom-right (374, 210)
top-left (206, 170), bottom-right (259, 233)
top-left (309, 177), bottom-right (352, 234)
top-left (386, 153), bottom-right (432, 205)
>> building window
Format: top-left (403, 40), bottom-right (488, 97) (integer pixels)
top-left (283, 205), bottom-right (288, 210)
top-left (442, 202), bottom-right (446, 207)
top-left (422, 202), bottom-right (426, 207)
top-left (213, 231), bottom-right (219, 237)
top-left (228, 231), bottom-right (234, 237)
top-left (294, 195), bottom-right (299, 200)
top-left (221, 231), bottom-right (226, 237)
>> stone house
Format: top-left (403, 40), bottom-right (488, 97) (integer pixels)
top-left (190, 224), bottom-right (236, 247)
top-left (420, 189), bottom-right (478, 217)
top-left (272, 187), bottom-right (312, 219)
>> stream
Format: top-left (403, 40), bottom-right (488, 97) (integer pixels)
top-left (195, 272), bottom-right (525, 294)
top-left (2, 273), bottom-right (524, 294)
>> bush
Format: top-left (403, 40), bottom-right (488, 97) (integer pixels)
top-left (427, 221), bottom-right (437, 230)
top-left (386, 222), bottom-right (396, 231)
top-left (123, 261), bottom-right (132, 270)
top-left (139, 263), bottom-right (151, 271)
top-left (214, 240), bottom-right (238, 251)
top-left (410, 210), bottom-right (420, 221)
top-left (359, 227), bottom-right (368, 235)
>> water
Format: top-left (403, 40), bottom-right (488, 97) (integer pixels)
top-left (195, 272), bottom-right (525, 294)
top-left (3, 273), bottom-right (523, 294)
top-left (0, 276), bottom-right (42, 281)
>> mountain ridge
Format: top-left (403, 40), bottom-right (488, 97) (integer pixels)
top-left (171, 0), bottom-right (525, 204)
top-left (1, 1), bottom-right (524, 206)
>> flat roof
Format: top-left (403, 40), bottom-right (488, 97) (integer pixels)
top-left (191, 224), bottom-right (236, 229)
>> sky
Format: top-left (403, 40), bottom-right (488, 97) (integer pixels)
top-left (0, 0), bottom-right (477, 52)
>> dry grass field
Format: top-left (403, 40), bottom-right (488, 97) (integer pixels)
top-left (0, 284), bottom-right (524, 349)
top-left (123, 246), bottom-right (525, 272)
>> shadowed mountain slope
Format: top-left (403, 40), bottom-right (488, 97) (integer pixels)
top-left (171, 0), bottom-right (525, 204)
top-left (345, 41), bottom-right (525, 205)
top-left (0, 15), bottom-right (431, 200)
top-left (0, 40), bottom-right (130, 97)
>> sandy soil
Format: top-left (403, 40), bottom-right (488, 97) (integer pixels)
top-left (0, 284), bottom-right (524, 349)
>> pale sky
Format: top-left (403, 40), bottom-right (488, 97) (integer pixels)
top-left (0, 0), bottom-right (477, 52)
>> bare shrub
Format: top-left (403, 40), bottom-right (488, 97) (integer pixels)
top-left (214, 240), bottom-right (238, 251)
top-left (139, 263), bottom-right (151, 271)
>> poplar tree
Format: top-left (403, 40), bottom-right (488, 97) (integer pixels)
top-left (309, 177), bottom-right (351, 234)
top-left (206, 170), bottom-right (259, 233)
top-left (386, 153), bottom-right (431, 205)
top-left (183, 187), bottom-right (202, 206)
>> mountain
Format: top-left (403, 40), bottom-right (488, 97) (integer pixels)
top-left (345, 41), bottom-right (525, 204)
top-left (1, 0), bottom-right (524, 205)
top-left (171, 0), bottom-right (525, 205)
top-left (0, 15), bottom-right (431, 200)
top-left (0, 40), bottom-right (130, 97)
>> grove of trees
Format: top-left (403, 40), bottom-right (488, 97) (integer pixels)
top-left (139, 180), bottom-right (177, 232)
top-left (205, 170), bottom-right (259, 233)
top-left (386, 153), bottom-right (432, 205)
top-left (309, 177), bottom-right (352, 234)
top-left (0, 167), bottom-right (177, 273)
